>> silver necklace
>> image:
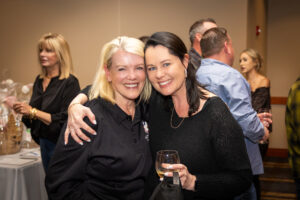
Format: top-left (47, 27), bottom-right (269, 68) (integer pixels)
top-left (170, 107), bottom-right (185, 129)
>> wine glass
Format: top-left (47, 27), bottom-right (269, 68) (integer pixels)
top-left (258, 108), bottom-right (272, 126)
top-left (258, 108), bottom-right (272, 144)
top-left (155, 150), bottom-right (180, 180)
top-left (0, 113), bottom-right (8, 155)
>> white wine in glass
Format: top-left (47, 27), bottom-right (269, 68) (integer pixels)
top-left (155, 150), bottom-right (180, 179)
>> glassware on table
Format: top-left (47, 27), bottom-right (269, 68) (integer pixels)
top-left (0, 125), bottom-right (6, 155)
top-left (155, 150), bottom-right (180, 180)
top-left (3, 113), bottom-right (22, 154)
top-left (21, 128), bottom-right (38, 149)
top-left (0, 113), bottom-right (8, 155)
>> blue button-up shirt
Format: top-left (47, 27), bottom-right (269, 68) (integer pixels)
top-left (196, 58), bottom-right (264, 175)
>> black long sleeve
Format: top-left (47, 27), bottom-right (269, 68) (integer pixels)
top-left (193, 98), bottom-right (252, 199)
top-left (46, 98), bottom-right (151, 200)
top-left (22, 74), bottom-right (80, 143)
top-left (145, 96), bottom-right (252, 200)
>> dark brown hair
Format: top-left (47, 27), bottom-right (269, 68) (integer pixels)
top-left (144, 32), bottom-right (207, 116)
top-left (200, 27), bottom-right (229, 58)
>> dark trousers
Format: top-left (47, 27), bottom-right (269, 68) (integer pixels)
top-left (234, 182), bottom-right (257, 200)
top-left (253, 175), bottom-right (260, 200)
top-left (40, 138), bottom-right (56, 171)
top-left (253, 142), bottom-right (269, 200)
top-left (295, 178), bottom-right (300, 199)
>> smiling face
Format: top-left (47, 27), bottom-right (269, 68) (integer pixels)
top-left (39, 44), bottom-right (59, 68)
top-left (239, 52), bottom-right (257, 74)
top-left (105, 50), bottom-right (146, 103)
top-left (145, 45), bottom-right (188, 97)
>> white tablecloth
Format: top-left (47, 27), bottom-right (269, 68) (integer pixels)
top-left (0, 148), bottom-right (48, 200)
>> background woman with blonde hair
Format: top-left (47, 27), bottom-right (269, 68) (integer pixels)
top-left (13, 33), bottom-right (80, 170)
top-left (240, 48), bottom-right (271, 150)
top-left (46, 36), bottom-right (152, 199)
top-left (240, 48), bottom-right (270, 105)
top-left (240, 48), bottom-right (271, 200)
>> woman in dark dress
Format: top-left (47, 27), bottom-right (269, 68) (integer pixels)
top-left (240, 48), bottom-right (271, 200)
top-left (13, 33), bottom-right (80, 170)
top-left (64, 33), bottom-right (253, 199)
top-left (240, 48), bottom-right (271, 157)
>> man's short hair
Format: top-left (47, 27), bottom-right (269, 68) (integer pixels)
top-left (189, 18), bottom-right (216, 44)
top-left (200, 27), bottom-right (229, 58)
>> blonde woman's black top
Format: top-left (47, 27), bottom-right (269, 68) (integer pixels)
top-left (46, 97), bottom-right (152, 200)
top-left (22, 74), bottom-right (80, 143)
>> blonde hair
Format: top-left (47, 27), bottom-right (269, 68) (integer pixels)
top-left (38, 33), bottom-right (73, 79)
top-left (89, 36), bottom-right (151, 104)
top-left (241, 48), bottom-right (263, 71)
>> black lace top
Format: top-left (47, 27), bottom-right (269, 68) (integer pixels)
top-left (251, 87), bottom-right (272, 132)
top-left (251, 87), bottom-right (271, 112)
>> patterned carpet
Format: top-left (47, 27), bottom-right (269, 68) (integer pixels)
top-left (260, 156), bottom-right (297, 200)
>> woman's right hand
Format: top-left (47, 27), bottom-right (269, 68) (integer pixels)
top-left (13, 101), bottom-right (32, 115)
top-left (64, 103), bottom-right (97, 145)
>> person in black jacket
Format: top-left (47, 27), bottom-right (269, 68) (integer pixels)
top-left (13, 33), bottom-right (80, 170)
top-left (46, 36), bottom-right (152, 200)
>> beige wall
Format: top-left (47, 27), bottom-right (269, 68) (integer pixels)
top-left (266, 0), bottom-right (300, 149)
top-left (247, 0), bottom-right (267, 74)
top-left (1, 0), bottom-right (299, 150)
top-left (0, 0), bottom-right (247, 88)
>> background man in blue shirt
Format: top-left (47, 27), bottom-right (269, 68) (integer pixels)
top-left (196, 27), bottom-right (271, 200)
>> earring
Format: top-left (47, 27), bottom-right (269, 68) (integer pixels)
top-left (184, 68), bottom-right (187, 77)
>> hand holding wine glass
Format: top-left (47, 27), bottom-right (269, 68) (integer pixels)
top-left (257, 108), bottom-right (272, 127)
top-left (155, 150), bottom-right (180, 181)
top-left (156, 150), bottom-right (197, 191)
top-left (258, 108), bottom-right (272, 144)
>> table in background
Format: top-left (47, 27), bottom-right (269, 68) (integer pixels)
top-left (0, 148), bottom-right (48, 200)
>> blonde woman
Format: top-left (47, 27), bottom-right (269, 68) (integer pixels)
top-left (13, 33), bottom-right (80, 170)
top-left (46, 36), bottom-right (152, 200)
top-left (240, 48), bottom-right (271, 200)
top-left (239, 48), bottom-right (271, 147)
top-left (240, 49), bottom-right (270, 109)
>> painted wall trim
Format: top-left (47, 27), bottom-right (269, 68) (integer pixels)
top-left (266, 148), bottom-right (288, 158)
top-left (271, 97), bottom-right (287, 105)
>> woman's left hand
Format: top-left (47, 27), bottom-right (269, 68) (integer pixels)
top-left (164, 164), bottom-right (196, 191)
top-left (13, 102), bottom-right (32, 115)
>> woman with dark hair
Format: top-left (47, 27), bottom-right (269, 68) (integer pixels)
top-left (143, 32), bottom-right (252, 199)
top-left (64, 32), bottom-right (252, 199)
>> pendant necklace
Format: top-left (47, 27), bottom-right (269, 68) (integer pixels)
top-left (170, 107), bottom-right (185, 129)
